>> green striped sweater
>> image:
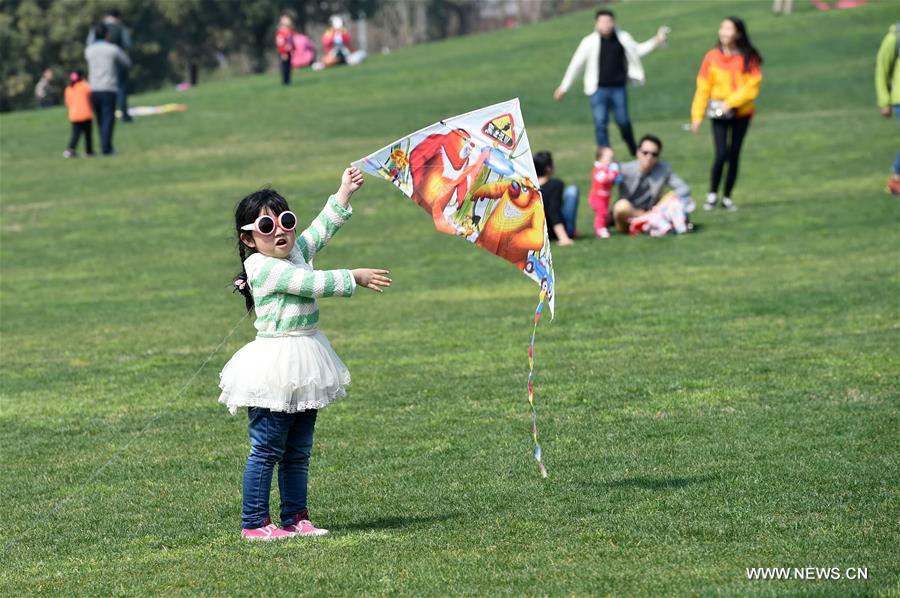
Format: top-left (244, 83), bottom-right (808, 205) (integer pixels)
top-left (245, 195), bottom-right (355, 337)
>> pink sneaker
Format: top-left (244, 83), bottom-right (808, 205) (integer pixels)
top-left (241, 521), bottom-right (294, 541)
top-left (283, 514), bottom-right (329, 537)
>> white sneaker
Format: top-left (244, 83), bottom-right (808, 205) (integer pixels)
top-left (596, 227), bottom-right (611, 238)
top-left (703, 192), bottom-right (717, 211)
top-left (721, 197), bottom-right (737, 211)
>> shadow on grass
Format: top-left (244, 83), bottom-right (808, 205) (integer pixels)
top-left (598, 475), bottom-right (715, 490)
top-left (339, 512), bottom-right (462, 532)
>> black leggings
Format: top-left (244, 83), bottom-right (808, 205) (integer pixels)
top-left (281, 56), bottom-right (292, 85)
top-left (68, 120), bottom-right (93, 154)
top-left (710, 116), bottom-right (751, 197)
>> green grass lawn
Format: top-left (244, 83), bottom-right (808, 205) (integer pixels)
top-left (1, 1), bottom-right (898, 594)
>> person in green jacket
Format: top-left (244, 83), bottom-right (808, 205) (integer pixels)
top-left (875, 23), bottom-right (900, 195)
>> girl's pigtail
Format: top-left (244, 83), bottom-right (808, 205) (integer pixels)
top-left (233, 187), bottom-right (289, 313)
top-left (236, 243), bottom-right (254, 311)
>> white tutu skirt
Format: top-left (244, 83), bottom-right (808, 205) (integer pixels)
top-left (218, 329), bottom-right (350, 415)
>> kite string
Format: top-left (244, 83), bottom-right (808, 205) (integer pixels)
top-left (527, 288), bottom-right (548, 478)
top-left (1, 309), bottom-right (252, 555)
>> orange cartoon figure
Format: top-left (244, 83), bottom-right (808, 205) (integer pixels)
top-left (472, 177), bottom-right (545, 269)
top-left (409, 128), bottom-right (489, 234)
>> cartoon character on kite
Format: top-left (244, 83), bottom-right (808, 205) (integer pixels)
top-left (408, 128), bottom-right (489, 235)
top-left (365, 142), bottom-right (411, 187)
top-left (524, 253), bottom-right (553, 302)
top-left (470, 178), bottom-right (545, 269)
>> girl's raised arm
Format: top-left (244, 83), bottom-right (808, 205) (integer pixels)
top-left (294, 167), bottom-right (364, 262)
top-left (294, 195), bottom-right (352, 263)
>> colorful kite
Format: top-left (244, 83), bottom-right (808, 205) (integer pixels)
top-left (353, 98), bottom-right (554, 476)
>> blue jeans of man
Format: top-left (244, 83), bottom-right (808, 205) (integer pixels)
top-left (590, 86), bottom-right (637, 155)
top-left (242, 407), bottom-right (318, 529)
top-left (561, 184), bottom-right (579, 238)
top-left (117, 67), bottom-right (131, 121)
top-left (90, 91), bottom-right (117, 155)
top-left (893, 105), bottom-right (900, 175)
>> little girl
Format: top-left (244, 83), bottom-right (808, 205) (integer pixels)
top-left (63, 71), bottom-right (93, 158)
top-left (587, 146), bottom-right (620, 238)
top-left (219, 167), bottom-right (391, 541)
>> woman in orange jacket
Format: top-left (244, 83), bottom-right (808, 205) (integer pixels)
top-left (690, 17), bottom-right (763, 211)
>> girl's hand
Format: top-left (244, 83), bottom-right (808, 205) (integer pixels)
top-left (335, 167), bottom-right (365, 205)
top-left (690, 121), bottom-right (702, 134)
top-left (352, 268), bottom-right (391, 293)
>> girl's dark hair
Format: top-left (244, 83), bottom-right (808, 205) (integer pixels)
top-left (720, 16), bottom-right (763, 73)
top-left (233, 187), bottom-right (291, 311)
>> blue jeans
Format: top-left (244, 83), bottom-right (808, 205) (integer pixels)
top-left (589, 86), bottom-right (637, 155)
top-left (242, 407), bottom-right (318, 529)
top-left (893, 105), bottom-right (900, 175)
top-left (561, 184), bottom-right (579, 238)
top-left (90, 91), bottom-right (117, 155)
top-left (117, 67), bottom-right (131, 121)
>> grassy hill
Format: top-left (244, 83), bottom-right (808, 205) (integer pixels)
top-left (1, 1), bottom-right (897, 594)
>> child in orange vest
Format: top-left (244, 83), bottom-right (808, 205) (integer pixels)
top-left (64, 71), bottom-right (93, 158)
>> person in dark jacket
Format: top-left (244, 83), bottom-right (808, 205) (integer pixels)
top-left (534, 151), bottom-right (578, 246)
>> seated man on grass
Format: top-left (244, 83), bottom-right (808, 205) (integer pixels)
top-left (613, 134), bottom-right (693, 234)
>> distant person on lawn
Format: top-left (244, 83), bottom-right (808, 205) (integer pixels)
top-left (690, 16), bottom-right (763, 212)
top-left (554, 9), bottom-right (669, 156)
top-left (534, 151), bottom-right (578, 246)
top-left (275, 15), bottom-right (297, 85)
top-left (875, 22), bottom-right (900, 195)
top-left (322, 15), bottom-right (352, 68)
top-left (63, 71), bottom-right (93, 158)
top-left (587, 145), bottom-right (621, 238)
top-left (613, 135), bottom-right (692, 235)
top-left (34, 69), bottom-right (56, 109)
top-left (85, 23), bottom-right (130, 155)
top-left (87, 9), bottom-right (133, 121)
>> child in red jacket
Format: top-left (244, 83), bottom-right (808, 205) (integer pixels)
top-left (63, 71), bottom-right (93, 158)
top-left (588, 146), bottom-right (620, 238)
top-left (275, 15), bottom-right (296, 85)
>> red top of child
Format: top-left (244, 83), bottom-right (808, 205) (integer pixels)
top-left (276, 27), bottom-right (295, 56)
top-left (323, 29), bottom-right (351, 52)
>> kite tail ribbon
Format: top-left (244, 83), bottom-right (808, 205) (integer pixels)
top-left (527, 288), bottom-right (548, 478)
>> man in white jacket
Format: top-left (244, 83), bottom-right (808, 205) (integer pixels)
top-left (554, 9), bottom-right (668, 156)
